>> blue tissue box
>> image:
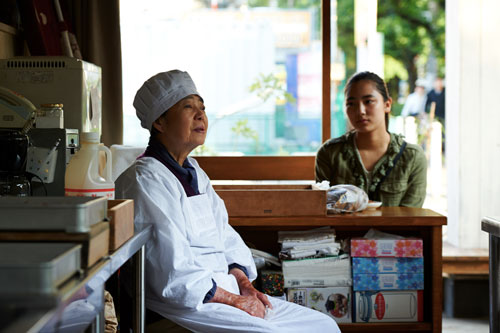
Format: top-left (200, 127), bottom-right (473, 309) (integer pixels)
top-left (352, 257), bottom-right (424, 274)
top-left (353, 273), bottom-right (424, 291)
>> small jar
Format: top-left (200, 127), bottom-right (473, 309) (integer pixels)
top-left (36, 103), bottom-right (64, 128)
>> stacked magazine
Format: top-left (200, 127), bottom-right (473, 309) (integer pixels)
top-left (278, 228), bottom-right (351, 288)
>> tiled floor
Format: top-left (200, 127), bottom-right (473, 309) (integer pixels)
top-left (442, 315), bottom-right (489, 333)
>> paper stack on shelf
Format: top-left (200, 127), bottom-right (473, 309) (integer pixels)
top-left (283, 254), bottom-right (351, 288)
top-left (278, 228), bottom-right (350, 287)
top-left (282, 228), bottom-right (353, 323)
top-left (278, 228), bottom-right (340, 260)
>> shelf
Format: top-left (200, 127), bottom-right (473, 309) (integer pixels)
top-left (230, 207), bottom-right (446, 227)
top-left (339, 322), bottom-right (433, 332)
top-left (233, 207), bottom-right (444, 333)
top-left (442, 241), bottom-right (489, 275)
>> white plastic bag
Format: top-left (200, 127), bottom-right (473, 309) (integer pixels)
top-left (326, 184), bottom-right (368, 214)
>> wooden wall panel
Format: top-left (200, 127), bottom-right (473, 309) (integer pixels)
top-left (195, 156), bottom-right (315, 180)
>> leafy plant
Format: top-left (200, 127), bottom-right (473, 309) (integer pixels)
top-left (231, 119), bottom-right (260, 153)
top-left (338, 0), bottom-right (445, 92)
top-left (248, 73), bottom-right (296, 104)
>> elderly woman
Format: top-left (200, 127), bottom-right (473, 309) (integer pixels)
top-left (116, 70), bottom-right (340, 332)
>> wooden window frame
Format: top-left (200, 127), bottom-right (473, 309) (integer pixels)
top-left (198, 0), bottom-right (331, 181)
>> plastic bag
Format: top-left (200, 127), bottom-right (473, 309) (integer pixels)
top-left (326, 184), bottom-right (368, 214)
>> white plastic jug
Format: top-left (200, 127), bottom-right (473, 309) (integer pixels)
top-left (65, 132), bottom-right (115, 199)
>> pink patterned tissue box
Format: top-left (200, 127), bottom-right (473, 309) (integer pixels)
top-left (350, 238), bottom-right (423, 257)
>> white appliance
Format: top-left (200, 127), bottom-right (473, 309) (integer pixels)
top-left (0, 86), bottom-right (36, 129)
top-left (0, 56), bottom-right (102, 135)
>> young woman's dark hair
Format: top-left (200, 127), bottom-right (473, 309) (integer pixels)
top-left (344, 71), bottom-right (391, 129)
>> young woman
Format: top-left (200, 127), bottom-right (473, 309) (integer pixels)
top-left (315, 71), bottom-right (427, 207)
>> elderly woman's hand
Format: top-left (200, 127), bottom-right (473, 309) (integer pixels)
top-left (229, 267), bottom-right (273, 310)
top-left (231, 294), bottom-right (267, 318)
top-left (209, 286), bottom-right (267, 318)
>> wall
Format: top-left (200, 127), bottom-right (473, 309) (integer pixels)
top-left (0, 22), bottom-right (22, 59)
top-left (447, 0), bottom-right (500, 248)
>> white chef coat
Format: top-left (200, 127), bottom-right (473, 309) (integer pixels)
top-left (116, 156), bottom-right (340, 332)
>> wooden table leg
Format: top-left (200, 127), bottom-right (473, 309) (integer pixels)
top-left (132, 245), bottom-right (145, 333)
top-left (431, 226), bottom-right (443, 333)
top-left (489, 234), bottom-right (500, 332)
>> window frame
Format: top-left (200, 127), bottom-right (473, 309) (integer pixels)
top-left (197, 0), bottom-right (331, 180)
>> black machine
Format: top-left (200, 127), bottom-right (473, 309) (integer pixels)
top-left (0, 129), bottom-right (31, 196)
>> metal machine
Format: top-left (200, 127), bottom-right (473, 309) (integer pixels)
top-left (0, 56), bottom-right (102, 135)
top-left (28, 128), bottom-right (79, 196)
top-left (0, 87), bottom-right (36, 196)
top-left (0, 86), bottom-right (79, 196)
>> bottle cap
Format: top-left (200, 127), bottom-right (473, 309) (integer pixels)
top-left (81, 131), bottom-right (100, 143)
top-left (40, 103), bottom-right (63, 108)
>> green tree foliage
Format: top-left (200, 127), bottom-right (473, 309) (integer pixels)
top-left (231, 119), bottom-right (260, 153)
top-left (249, 72), bottom-right (296, 104)
top-left (201, 0), bottom-right (444, 99)
top-left (337, 0), bottom-right (356, 78)
top-left (338, 0), bottom-right (445, 93)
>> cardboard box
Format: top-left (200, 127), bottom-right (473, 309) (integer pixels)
top-left (352, 257), bottom-right (424, 274)
top-left (107, 199), bottom-right (134, 251)
top-left (287, 287), bottom-right (352, 323)
top-left (353, 290), bottom-right (423, 322)
top-left (214, 184), bottom-right (326, 216)
top-left (350, 238), bottom-right (423, 257)
top-left (353, 273), bottom-right (424, 291)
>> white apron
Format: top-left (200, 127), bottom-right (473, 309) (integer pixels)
top-left (116, 157), bottom-right (340, 333)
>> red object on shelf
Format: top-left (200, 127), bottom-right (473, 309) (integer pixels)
top-left (375, 293), bottom-right (385, 320)
top-left (17, 0), bottom-right (63, 56)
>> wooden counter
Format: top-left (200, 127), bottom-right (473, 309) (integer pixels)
top-left (229, 207), bottom-right (447, 333)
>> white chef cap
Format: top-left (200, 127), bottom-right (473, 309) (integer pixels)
top-left (133, 70), bottom-right (200, 131)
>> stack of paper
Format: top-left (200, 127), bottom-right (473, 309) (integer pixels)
top-left (278, 228), bottom-right (351, 288)
top-left (280, 228), bottom-right (352, 323)
top-left (278, 228), bottom-right (340, 260)
top-left (282, 254), bottom-right (352, 288)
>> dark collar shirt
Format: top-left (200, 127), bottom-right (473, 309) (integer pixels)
top-left (315, 131), bottom-right (427, 207)
top-left (142, 136), bottom-right (199, 196)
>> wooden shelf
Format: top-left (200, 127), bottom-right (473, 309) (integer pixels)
top-left (230, 207), bottom-right (446, 333)
top-left (339, 322), bottom-right (433, 331)
top-left (230, 207), bottom-right (447, 227)
top-left (442, 241), bottom-right (489, 275)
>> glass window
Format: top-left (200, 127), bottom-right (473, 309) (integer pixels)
top-left (120, 0), bottom-right (330, 158)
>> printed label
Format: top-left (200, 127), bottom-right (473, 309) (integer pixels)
top-left (375, 293), bottom-right (386, 320)
top-left (17, 71), bottom-right (54, 84)
top-left (378, 240), bottom-right (395, 256)
top-left (65, 188), bottom-right (115, 199)
top-left (290, 289), bottom-right (307, 306)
